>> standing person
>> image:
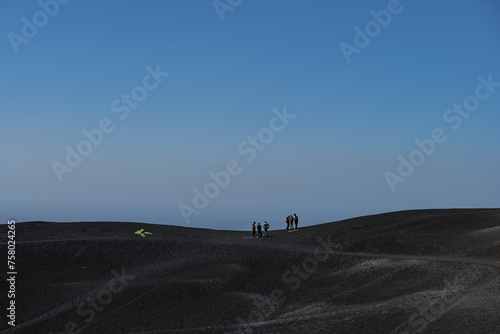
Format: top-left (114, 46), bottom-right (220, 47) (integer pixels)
top-left (286, 216), bottom-right (290, 230)
top-left (257, 222), bottom-right (263, 238)
top-left (263, 221), bottom-right (270, 237)
top-left (294, 214), bottom-right (298, 230)
top-left (252, 222), bottom-right (256, 237)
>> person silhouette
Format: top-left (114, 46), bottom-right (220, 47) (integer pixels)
top-left (263, 221), bottom-right (270, 237)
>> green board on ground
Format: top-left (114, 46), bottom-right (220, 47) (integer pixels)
top-left (287, 229), bottom-right (299, 232)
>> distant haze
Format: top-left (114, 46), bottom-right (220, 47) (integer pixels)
top-left (1, 1), bottom-right (499, 230)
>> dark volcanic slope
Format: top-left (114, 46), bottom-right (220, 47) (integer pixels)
top-left (1, 209), bottom-right (500, 334)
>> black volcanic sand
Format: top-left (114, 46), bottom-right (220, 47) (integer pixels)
top-left (2, 209), bottom-right (500, 334)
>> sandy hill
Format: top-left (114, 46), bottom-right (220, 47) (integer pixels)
top-left (1, 208), bottom-right (500, 334)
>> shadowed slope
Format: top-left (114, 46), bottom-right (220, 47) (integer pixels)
top-left (1, 209), bottom-right (500, 334)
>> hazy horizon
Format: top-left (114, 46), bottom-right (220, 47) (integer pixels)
top-left (2, 0), bottom-right (499, 230)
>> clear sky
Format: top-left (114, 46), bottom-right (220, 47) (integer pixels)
top-left (1, 0), bottom-right (499, 230)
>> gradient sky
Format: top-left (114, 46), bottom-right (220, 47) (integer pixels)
top-left (1, 0), bottom-right (499, 230)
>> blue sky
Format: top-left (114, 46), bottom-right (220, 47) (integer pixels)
top-left (1, 0), bottom-right (499, 229)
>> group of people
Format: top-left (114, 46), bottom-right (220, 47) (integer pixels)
top-left (252, 221), bottom-right (270, 238)
top-left (250, 214), bottom-right (299, 238)
top-left (286, 214), bottom-right (298, 230)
